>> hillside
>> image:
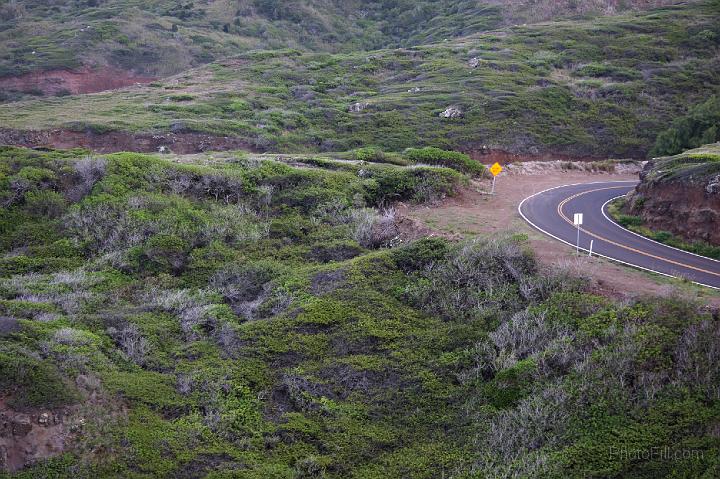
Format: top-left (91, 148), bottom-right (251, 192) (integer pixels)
top-left (622, 142), bottom-right (720, 246)
top-left (0, 1), bottom-right (696, 99)
top-left (3, 2), bottom-right (720, 477)
top-left (1, 1), bottom-right (719, 159)
top-left (1, 146), bottom-right (719, 477)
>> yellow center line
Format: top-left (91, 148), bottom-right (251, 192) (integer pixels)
top-left (557, 186), bottom-right (720, 278)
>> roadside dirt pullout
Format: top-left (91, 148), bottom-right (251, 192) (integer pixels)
top-left (400, 169), bottom-right (720, 306)
top-left (0, 67), bottom-right (155, 96)
top-left (0, 128), bottom-right (256, 154)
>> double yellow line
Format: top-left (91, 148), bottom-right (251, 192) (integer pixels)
top-left (557, 186), bottom-right (720, 279)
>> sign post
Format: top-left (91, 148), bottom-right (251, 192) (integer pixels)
top-left (489, 162), bottom-right (503, 195)
top-left (573, 213), bottom-right (583, 255)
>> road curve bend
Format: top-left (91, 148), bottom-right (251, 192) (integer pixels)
top-left (518, 181), bottom-right (720, 289)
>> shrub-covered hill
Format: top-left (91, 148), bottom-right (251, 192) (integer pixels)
top-left (652, 95), bottom-right (720, 157)
top-left (1, 0), bottom-right (719, 158)
top-left (0, 0), bottom-right (691, 81)
top-left (1, 146), bottom-right (719, 477)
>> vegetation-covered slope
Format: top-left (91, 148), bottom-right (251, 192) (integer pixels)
top-left (1, 0), bottom-right (719, 158)
top-left (0, 146), bottom-right (719, 477)
top-left (652, 95), bottom-right (720, 156)
top-left (0, 0), bottom-right (692, 80)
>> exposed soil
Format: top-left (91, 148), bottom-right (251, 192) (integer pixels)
top-left (400, 167), bottom-right (720, 306)
top-left (0, 397), bottom-right (75, 473)
top-left (0, 376), bottom-right (127, 473)
top-left (1, 127), bottom-right (647, 161)
top-left (0, 128), bottom-right (256, 154)
top-left (626, 162), bottom-right (720, 246)
top-left (0, 67), bottom-right (156, 96)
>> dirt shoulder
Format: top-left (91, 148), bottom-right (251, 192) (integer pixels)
top-left (400, 167), bottom-right (720, 307)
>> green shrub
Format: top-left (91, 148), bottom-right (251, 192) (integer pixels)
top-left (168, 94), bottom-right (195, 102)
top-left (405, 147), bottom-right (484, 175)
top-left (24, 190), bottom-right (66, 218)
top-left (363, 166), bottom-right (462, 205)
top-left (353, 147), bottom-right (386, 163)
top-left (617, 214), bottom-right (644, 228)
top-left (0, 350), bottom-right (77, 409)
top-left (392, 237), bottom-right (450, 273)
top-left (652, 96), bottom-right (720, 156)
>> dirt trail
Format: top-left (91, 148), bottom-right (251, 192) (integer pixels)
top-left (401, 168), bottom-right (720, 306)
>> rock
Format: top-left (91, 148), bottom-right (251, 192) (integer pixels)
top-left (439, 106), bottom-right (463, 119)
top-left (348, 102), bottom-right (368, 113)
top-left (706, 175), bottom-right (720, 194)
top-left (407, 87), bottom-right (421, 93)
top-left (468, 57), bottom-right (480, 68)
top-left (37, 413), bottom-right (51, 426)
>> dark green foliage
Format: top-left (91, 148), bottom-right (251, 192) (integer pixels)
top-left (405, 147), bottom-right (484, 175)
top-left (352, 147), bottom-right (386, 163)
top-left (0, 349), bottom-right (77, 409)
top-left (392, 237), bottom-right (450, 273)
top-left (652, 96), bottom-right (720, 156)
top-left (363, 166), bottom-right (463, 205)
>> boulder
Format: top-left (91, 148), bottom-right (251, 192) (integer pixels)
top-left (439, 106), bottom-right (463, 119)
top-left (348, 102), bottom-right (368, 113)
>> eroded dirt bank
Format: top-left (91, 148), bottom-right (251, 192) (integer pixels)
top-left (0, 67), bottom-right (156, 96)
top-left (627, 163), bottom-right (720, 245)
top-left (1, 128), bottom-right (638, 161)
top-left (0, 129), bottom-right (256, 154)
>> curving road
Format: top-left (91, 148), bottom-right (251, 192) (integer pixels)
top-left (518, 181), bottom-right (720, 289)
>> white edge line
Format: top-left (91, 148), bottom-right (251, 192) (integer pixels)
top-left (601, 195), bottom-right (720, 265)
top-left (517, 181), bottom-right (720, 291)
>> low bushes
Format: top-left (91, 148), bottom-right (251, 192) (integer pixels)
top-left (0, 349), bottom-right (77, 409)
top-left (404, 147), bottom-right (484, 175)
top-left (363, 165), bottom-right (463, 205)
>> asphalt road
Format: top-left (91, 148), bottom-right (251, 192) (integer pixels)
top-left (518, 180), bottom-right (720, 289)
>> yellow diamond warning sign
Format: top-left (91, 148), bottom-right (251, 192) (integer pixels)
top-left (489, 162), bottom-right (503, 177)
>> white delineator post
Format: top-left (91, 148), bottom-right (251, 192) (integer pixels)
top-left (588, 239), bottom-right (594, 257)
top-left (573, 213), bottom-right (583, 255)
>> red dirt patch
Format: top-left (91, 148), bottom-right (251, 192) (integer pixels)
top-left (0, 128), bottom-right (256, 154)
top-left (0, 397), bottom-right (72, 473)
top-left (0, 67), bottom-right (155, 96)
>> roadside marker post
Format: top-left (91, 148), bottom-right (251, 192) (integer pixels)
top-left (489, 162), bottom-right (503, 195)
top-left (573, 213), bottom-right (583, 255)
top-left (588, 239), bottom-right (594, 257)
